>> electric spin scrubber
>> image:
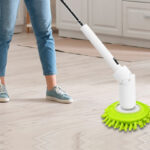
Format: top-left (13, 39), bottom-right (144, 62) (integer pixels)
top-left (60, 0), bottom-right (150, 132)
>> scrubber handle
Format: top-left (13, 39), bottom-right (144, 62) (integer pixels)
top-left (60, 0), bottom-right (136, 110)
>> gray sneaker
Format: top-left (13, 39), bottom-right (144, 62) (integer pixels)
top-left (0, 82), bottom-right (9, 103)
top-left (46, 86), bottom-right (73, 104)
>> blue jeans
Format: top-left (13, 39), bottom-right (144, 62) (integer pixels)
top-left (0, 0), bottom-right (57, 76)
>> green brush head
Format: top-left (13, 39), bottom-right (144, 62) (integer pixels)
top-left (101, 101), bottom-right (150, 132)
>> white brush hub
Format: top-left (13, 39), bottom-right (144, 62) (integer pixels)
top-left (116, 104), bottom-right (140, 113)
top-left (113, 66), bottom-right (136, 110)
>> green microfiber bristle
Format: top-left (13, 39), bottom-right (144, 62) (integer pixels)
top-left (133, 122), bottom-right (137, 131)
top-left (146, 118), bottom-right (150, 123)
top-left (129, 123), bottom-right (133, 131)
top-left (124, 123), bottom-right (128, 132)
top-left (108, 120), bottom-right (115, 127)
top-left (119, 122), bottom-right (124, 131)
top-left (143, 118), bottom-right (147, 125)
top-left (101, 113), bottom-right (107, 119)
top-left (111, 120), bottom-right (116, 127)
top-left (143, 121), bottom-right (146, 126)
top-left (105, 118), bottom-right (110, 125)
top-left (114, 121), bottom-right (120, 129)
top-left (108, 121), bottom-right (112, 127)
top-left (106, 119), bottom-right (111, 126)
top-left (138, 121), bottom-right (144, 128)
top-left (103, 116), bottom-right (109, 123)
top-left (143, 118), bottom-right (147, 123)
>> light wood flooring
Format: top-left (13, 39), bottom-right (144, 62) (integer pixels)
top-left (0, 33), bottom-right (150, 150)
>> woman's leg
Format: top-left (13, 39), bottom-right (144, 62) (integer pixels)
top-left (24, 0), bottom-right (57, 90)
top-left (0, 0), bottom-right (20, 102)
top-left (24, 0), bottom-right (73, 103)
top-left (45, 75), bottom-right (56, 90)
top-left (0, 0), bottom-right (20, 84)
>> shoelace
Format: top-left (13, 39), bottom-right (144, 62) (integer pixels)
top-left (0, 84), bottom-right (7, 94)
top-left (55, 86), bottom-right (66, 95)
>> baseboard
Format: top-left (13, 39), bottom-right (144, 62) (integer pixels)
top-left (58, 29), bottom-right (150, 49)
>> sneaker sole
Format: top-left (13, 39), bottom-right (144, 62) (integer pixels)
top-left (0, 98), bottom-right (10, 103)
top-left (46, 96), bottom-right (73, 104)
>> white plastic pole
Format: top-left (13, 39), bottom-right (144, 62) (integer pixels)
top-left (80, 24), bottom-right (120, 72)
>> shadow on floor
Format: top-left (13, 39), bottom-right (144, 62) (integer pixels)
top-left (10, 98), bottom-right (57, 104)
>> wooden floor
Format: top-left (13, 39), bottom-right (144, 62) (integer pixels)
top-left (0, 33), bottom-right (150, 150)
